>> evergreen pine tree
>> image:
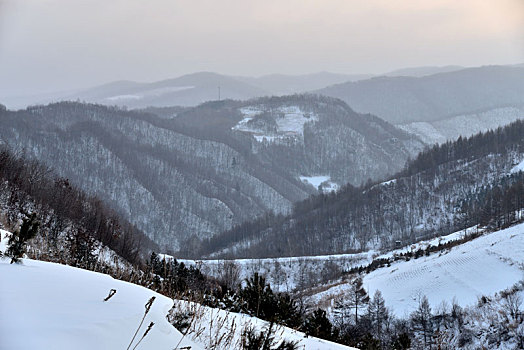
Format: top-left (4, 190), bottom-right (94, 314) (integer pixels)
top-left (303, 308), bottom-right (335, 341)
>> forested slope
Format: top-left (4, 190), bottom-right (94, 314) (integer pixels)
top-left (0, 95), bottom-right (421, 249)
top-left (198, 120), bottom-right (524, 258)
top-left (0, 147), bottom-right (157, 265)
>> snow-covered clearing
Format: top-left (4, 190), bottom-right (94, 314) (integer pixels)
top-left (312, 223), bottom-right (524, 318)
top-left (299, 175), bottom-right (329, 188)
top-left (275, 106), bottom-right (317, 135)
top-left (181, 227), bottom-right (482, 293)
top-left (379, 178), bottom-right (397, 186)
top-left (299, 175), bottom-right (339, 193)
top-left (511, 159), bottom-right (524, 174)
top-left (233, 105), bottom-right (318, 143)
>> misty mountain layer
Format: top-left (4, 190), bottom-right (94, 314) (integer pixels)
top-left (317, 66), bottom-right (524, 125)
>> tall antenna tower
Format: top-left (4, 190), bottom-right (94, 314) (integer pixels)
top-left (218, 85), bottom-right (221, 101)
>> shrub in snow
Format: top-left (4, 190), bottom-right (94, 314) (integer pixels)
top-left (241, 322), bottom-right (299, 350)
top-left (239, 273), bottom-right (302, 328)
top-left (303, 308), bottom-right (337, 341)
top-left (6, 213), bottom-right (39, 264)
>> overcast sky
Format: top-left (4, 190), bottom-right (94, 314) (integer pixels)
top-left (0, 0), bottom-right (523, 96)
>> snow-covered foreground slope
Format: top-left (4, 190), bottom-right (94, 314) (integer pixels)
top-left (171, 301), bottom-right (356, 350)
top-left (315, 223), bottom-right (524, 318)
top-left (0, 249), bottom-right (355, 349)
top-left (0, 257), bottom-right (202, 350)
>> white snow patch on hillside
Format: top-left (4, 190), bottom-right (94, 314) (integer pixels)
top-left (0, 229), bottom-right (10, 252)
top-left (275, 105), bottom-right (318, 135)
top-left (0, 257), bottom-right (202, 350)
top-left (105, 86), bottom-right (195, 102)
top-left (105, 94), bottom-right (142, 101)
top-left (511, 159), bottom-right (524, 174)
top-left (380, 179), bottom-right (397, 186)
top-left (300, 175), bottom-right (330, 188)
top-left (157, 253), bottom-right (175, 262)
top-left (300, 175), bottom-right (339, 193)
top-left (314, 223), bottom-right (524, 318)
top-left (233, 105), bottom-right (318, 143)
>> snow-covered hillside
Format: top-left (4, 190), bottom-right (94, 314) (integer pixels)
top-left (312, 222), bottom-right (524, 317)
top-left (0, 242), bottom-right (355, 349)
top-left (0, 257), bottom-right (201, 350)
top-left (179, 229), bottom-right (481, 294)
top-left (232, 105), bottom-right (318, 143)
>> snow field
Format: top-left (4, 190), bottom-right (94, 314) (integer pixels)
top-left (180, 227), bottom-right (480, 294)
top-left (0, 235), bottom-right (355, 349)
top-left (312, 223), bottom-right (524, 318)
top-left (0, 257), bottom-right (202, 350)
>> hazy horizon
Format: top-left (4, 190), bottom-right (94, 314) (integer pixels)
top-left (0, 0), bottom-right (523, 97)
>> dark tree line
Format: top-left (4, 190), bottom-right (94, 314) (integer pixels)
top-left (402, 120), bottom-right (524, 177)
top-left (460, 171), bottom-right (524, 230)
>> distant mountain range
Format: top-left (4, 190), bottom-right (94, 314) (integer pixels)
top-left (235, 72), bottom-right (373, 95)
top-left (6, 64), bottom-right (517, 112)
top-left (1, 71), bottom-right (368, 110)
top-left (3, 64), bottom-right (523, 147)
top-left (317, 65), bottom-right (524, 125)
top-left (383, 65), bottom-right (464, 77)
